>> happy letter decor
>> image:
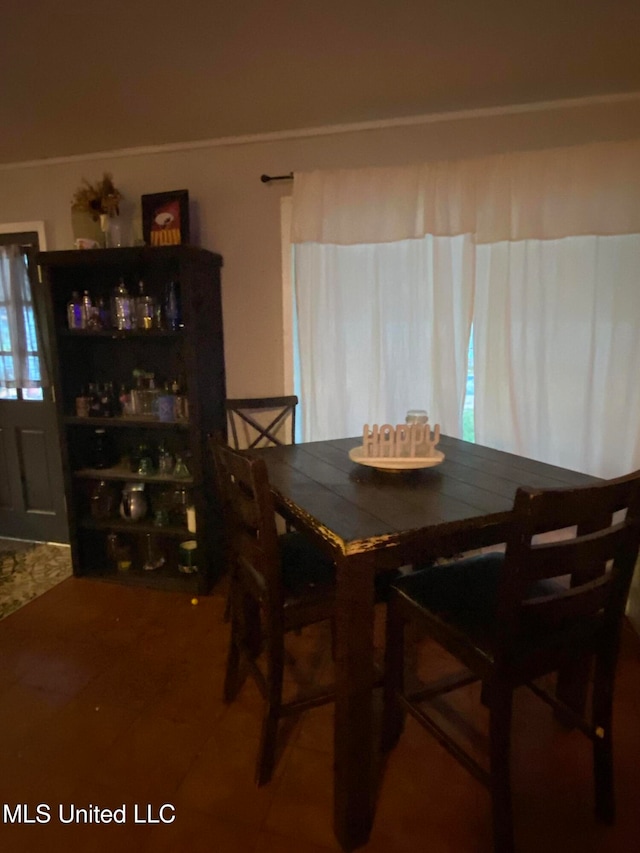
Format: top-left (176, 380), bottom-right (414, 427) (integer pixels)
top-left (362, 419), bottom-right (441, 459)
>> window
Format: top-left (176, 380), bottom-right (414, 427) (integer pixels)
top-left (0, 224), bottom-right (46, 400)
top-left (462, 326), bottom-right (474, 442)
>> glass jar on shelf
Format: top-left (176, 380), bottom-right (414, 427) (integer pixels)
top-left (173, 452), bottom-right (190, 479)
top-left (106, 532), bottom-right (131, 573)
top-left (152, 486), bottom-right (173, 527)
top-left (157, 442), bottom-right (175, 476)
top-left (90, 480), bottom-right (117, 520)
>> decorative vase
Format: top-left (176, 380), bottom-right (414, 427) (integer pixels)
top-left (100, 213), bottom-right (123, 248)
top-left (71, 209), bottom-right (102, 248)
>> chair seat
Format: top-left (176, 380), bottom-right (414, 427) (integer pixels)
top-left (279, 532), bottom-right (335, 605)
top-left (393, 552), bottom-right (563, 652)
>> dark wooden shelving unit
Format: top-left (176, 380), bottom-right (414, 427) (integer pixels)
top-left (80, 516), bottom-right (191, 538)
top-left (72, 462), bottom-right (195, 484)
top-left (37, 245), bottom-right (227, 594)
top-left (64, 415), bottom-right (191, 430)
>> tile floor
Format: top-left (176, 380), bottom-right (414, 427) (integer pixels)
top-left (0, 575), bottom-right (639, 852)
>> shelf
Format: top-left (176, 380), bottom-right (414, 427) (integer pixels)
top-left (80, 516), bottom-right (194, 538)
top-left (83, 564), bottom-right (202, 594)
top-left (59, 328), bottom-right (184, 339)
top-left (73, 463), bottom-right (195, 485)
top-left (65, 415), bottom-right (190, 429)
top-left (36, 245), bottom-right (223, 269)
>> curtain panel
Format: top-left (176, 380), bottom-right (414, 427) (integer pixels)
top-left (291, 139), bottom-right (640, 245)
top-left (290, 139), bottom-right (640, 477)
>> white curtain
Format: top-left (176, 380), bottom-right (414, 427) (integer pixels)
top-left (474, 235), bottom-right (640, 478)
top-left (0, 245), bottom-right (48, 389)
top-left (294, 236), bottom-right (474, 440)
top-left (291, 139), bottom-right (640, 476)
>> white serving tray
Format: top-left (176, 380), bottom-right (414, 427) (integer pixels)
top-left (349, 446), bottom-right (444, 472)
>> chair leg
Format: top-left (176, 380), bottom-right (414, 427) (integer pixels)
top-left (256, 637), bottom-right (285, 787)
top-left (555, 652), bottom-right (591, 727)
top-left (488, 686), bottom-right (515, 853)
top-left (223, 587), bottom-right (257, 702)
top-left (256, 707), bottom-right (281, 786)
top-left (223, 624), bottom-right (244, 703)
top-left (592, 655), bottom-right (615, 824)
top-left (382, 594), bottom-right (407, 752)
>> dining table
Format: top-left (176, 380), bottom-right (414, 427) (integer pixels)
top-left (253, 433), bottom-right (598, 851)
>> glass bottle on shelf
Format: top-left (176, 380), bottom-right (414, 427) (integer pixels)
top-left (97, 297), bottom-right (110, 329)
top-left (88, 382), bottom-right (102, 417)
top-left (112, 278), bottom-right (133, 330)
top-left (81, 290), bottom-right (93, 329)
top-left (130, 439), bottom-right (153, 473)
top-left (99, 381), bottom-right (116, 417)
top-left (106, 532), bottom-right (120, 570)
top-left (93, 428), bottom-right (111, 469)
top-left (171, 485), bottom-right (190, 526)
top-left (136, 280), bottom-right (155, 330)
top-left (143, 533), bottom-right (165, 571)
top-left (165, 281), bottom-right (180, 330)
top-left (67, 291), bottom-right (82, 329)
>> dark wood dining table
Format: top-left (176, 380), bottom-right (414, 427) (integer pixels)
top-left (254, 433), bottom-right (597, 851)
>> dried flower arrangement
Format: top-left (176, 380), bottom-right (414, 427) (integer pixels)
top-left (71, 172), bottom-right (122, 220)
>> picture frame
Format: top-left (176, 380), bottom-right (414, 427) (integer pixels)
top-left (141, 190), bottom-right (189, 246)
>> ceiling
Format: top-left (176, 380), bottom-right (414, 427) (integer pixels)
top-left (1, 0), bottom-right (639, 166)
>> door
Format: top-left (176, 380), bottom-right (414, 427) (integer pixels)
top-left (0, 228), bottom-right (68, 542)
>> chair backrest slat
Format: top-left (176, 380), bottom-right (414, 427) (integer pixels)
top-left (494, 470), bottom-right (640, 661)
top-left (225, 396), bottom-right (298, 449)
top-left (211, 439), bottom-right (284, 611)
top-left (524, 521), bottom-right (626, 581)
top-left (521, 573), bottom-right (612, 629)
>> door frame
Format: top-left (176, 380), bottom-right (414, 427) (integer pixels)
top-left (0, 221), bottom-right (47, 250)
top-left (0, 220), bottom-right (68, 542)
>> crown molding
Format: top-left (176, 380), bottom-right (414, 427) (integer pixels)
top-left (2, 91), bottom-right (639, 173)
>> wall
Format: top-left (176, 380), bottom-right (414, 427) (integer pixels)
top-left (1, 95), bottom-right (639, 398)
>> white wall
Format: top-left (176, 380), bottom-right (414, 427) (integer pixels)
top-left (3, 94), bottom-right (640, 627)
top-left (1, 95), bottom-right (640, 398)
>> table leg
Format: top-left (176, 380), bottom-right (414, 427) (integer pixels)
top-left (333, 551), bottom-right (377, 851)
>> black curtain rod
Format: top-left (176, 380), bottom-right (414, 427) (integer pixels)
top-left (260, 172), bottom-right (294, 183)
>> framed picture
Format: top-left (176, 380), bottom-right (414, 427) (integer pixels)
top-left (141, 190), bottom-right (189, 246)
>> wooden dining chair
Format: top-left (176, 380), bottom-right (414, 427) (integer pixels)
top-left (222, 396), bottom-right (298, 624)
top-left (382, 470), bottom-right (640, 853)
top-left (211, 440), bottom-right (336, 786)
top-left (225, 396), bottom-right (298, 450)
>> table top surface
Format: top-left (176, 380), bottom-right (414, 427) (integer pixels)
top-left (254, 435), bottom-right (598, 559)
